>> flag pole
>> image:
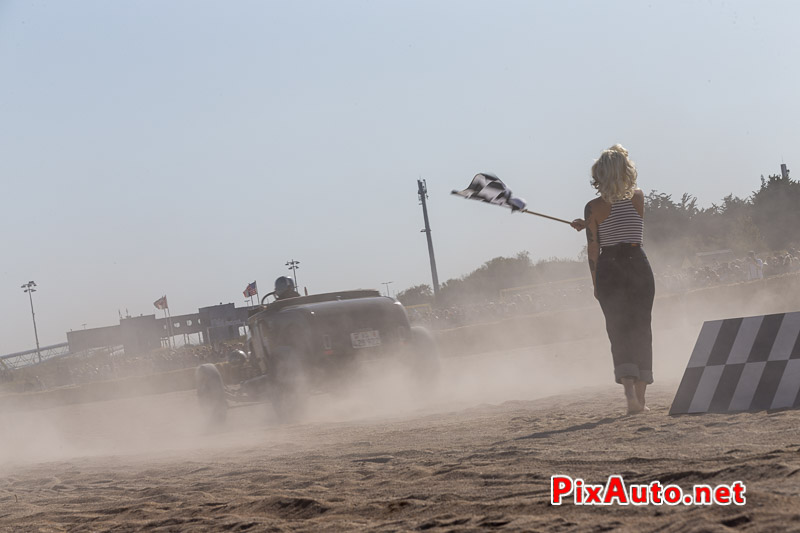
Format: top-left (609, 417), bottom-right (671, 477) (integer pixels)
top-left (521, 209), bottom-right (572, 225)
top-left (162, 308), bottom-right (170, 349)
top-left (450, 191), bottom-right (572, 225)
top-left (164, 297), bottom-right (174, 350)
top-left (166, 305), bottom-right (174, 350)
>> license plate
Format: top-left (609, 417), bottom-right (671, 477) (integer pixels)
top-left (351, 330), bottom-right (381, 349)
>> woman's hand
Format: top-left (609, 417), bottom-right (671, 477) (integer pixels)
top-left (570, 218), bottom-right (586, 231)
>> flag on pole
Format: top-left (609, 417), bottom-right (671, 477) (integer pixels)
top-left (243, 281), bottom-right (258, 298)
top-left (153, 295), bottom-right (168, 310)
top-left (451, 173), bottom-right (527, 212)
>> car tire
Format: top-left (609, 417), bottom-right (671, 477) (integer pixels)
top-left (196, 363), bottom-right (228, 425)
top-left (268, 346), bottom-right (309, 422)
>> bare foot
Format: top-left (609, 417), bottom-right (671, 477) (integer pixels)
top-left (634, 381), bottom-right (649, 413)
top-left (622, 378), bottom-right (643, 414)
top-left (626, 399), bottom-right (645, 415)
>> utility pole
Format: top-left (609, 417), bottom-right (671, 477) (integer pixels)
top-left (286, 259), bottom-right (300, 289)
top-left (417, 179), bottom-right (440, 296)
top-left (21, 281), bottom-right (42, 363)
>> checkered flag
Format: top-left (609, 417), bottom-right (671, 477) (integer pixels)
top-left (670, 312), bottom-right (800, 414)
top-left (451, 173), bottom-right (527, 212)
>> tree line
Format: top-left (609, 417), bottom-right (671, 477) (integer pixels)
top-left (644, 173), bottom-right (800, 266)
top-left (398, 172), bottom-right (800, 306)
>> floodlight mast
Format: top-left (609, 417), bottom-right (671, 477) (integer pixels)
top-left (382, 281), bottom-right (394, 297)
top-left (417, 179), bottom-right (440, 297)
top-left (286, 259), bottom-right (300, 290)
top-left (21, 281), bottom-right (42, 363)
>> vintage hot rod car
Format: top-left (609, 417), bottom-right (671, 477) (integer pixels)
top-left (196, 290), bottom-right (440, 423)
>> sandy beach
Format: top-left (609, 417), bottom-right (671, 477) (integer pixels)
top-left (3, 334), bottom-right (800, 532)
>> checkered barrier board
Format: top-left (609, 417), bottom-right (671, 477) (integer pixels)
top-left (670, 312), bottom-right (800, 414)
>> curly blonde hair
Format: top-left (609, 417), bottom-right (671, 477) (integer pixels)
top-left (591, 144), bottom-right (638, 202)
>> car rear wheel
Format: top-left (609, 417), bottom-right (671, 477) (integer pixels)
top-left (196, 363), bottom-right (228, 425)
top-left (267, 346), bottom-right (309, 422)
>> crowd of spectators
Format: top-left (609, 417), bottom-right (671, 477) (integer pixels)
top-left (408, 281), bottom-right (594, 330)
top-left (58, 344), bottom-right (232, 386)
top-left (658, 250), bottom-right (800, 293)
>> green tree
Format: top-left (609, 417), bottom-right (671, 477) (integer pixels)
top-left (643, 191), bottom-right (698, 266)
top-left (395, 284), bottom-right (433, 306)
top-left (644, 188), bottom-right (764, 265)
top-left (750, 174), bottom-right (800, 250)
top-left (434, 252), bottom-right (585, 305)
top-left (705, 194), bottom-right (763, 252)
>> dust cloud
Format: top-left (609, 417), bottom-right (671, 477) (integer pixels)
top-left (0, 325), bottom-right (702, 468)
top-left (2, 270), bottom-right (798, 469)
top-left (3, 274), bottom-right (800, 532)
top-left (0, 342), bottom-right (601, 467)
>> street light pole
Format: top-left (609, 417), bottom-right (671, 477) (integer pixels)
top-left (21, 281), bottom-right (41, 364)
top-left (382, 281), bottom-right (393, 297)
top-left (286, 259), bottom-right (300, 290)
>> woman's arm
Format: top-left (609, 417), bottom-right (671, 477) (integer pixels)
top-left (584, 200), bottom-right (600, 298)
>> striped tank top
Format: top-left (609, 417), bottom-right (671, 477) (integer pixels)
top-left (598, 199), bottom-right (643, 247)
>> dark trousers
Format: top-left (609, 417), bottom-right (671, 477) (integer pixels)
top-left (596, 244), bottom-right (655, 384)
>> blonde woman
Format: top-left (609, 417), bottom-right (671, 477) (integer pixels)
top-left (571, 145), bottom-right (655, 414)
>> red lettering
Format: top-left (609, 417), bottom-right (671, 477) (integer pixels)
top-left (550, 476), bottom-right (573, 505)
top-left (603, 475), bottom-right (628, 505)
top-left (732, 481), bottom-right (746, 505)
top-left (694, 484), bottom-right (712, 505)
top-left (630, 484), bottom-right (649, 504)
top-left (649, 481), bottom-right (663, 504)
top-left (584, 485), bottom-right (603, 504)
top-left (663, 485), bottom-right (682, 505)
top-left (714, 485), bottom-right (731, 504)
top-left (552, 476), bottom-right (746, 507)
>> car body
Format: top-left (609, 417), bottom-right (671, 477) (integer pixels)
top-left (196, 290), bottom-right (439, 423)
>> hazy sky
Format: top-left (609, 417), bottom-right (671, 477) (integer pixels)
top-left (1, 0), bottom-right (798, 354)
